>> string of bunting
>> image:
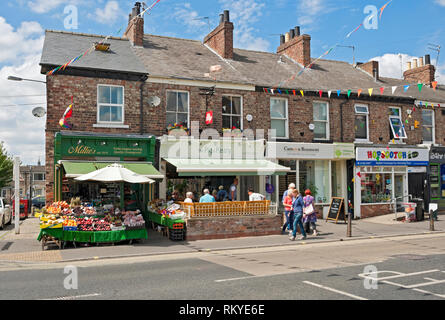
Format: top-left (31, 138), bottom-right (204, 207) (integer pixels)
top-left (277, 0), bottom-right (393, 88)
top-left (47, 0), bottom-right (162, 76)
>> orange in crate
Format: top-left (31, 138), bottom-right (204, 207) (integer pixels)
top-left (172, 223), bottom-right (184, 230)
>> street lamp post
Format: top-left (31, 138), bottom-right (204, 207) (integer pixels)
top-left (7, 76), bottom-right (46, 84)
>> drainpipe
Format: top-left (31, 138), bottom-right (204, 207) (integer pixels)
top-left (339, 101), bottom-right (348, 142)
top-left (140, 75), bottom-right (148, 135)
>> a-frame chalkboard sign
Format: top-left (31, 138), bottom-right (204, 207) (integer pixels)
top-left (326, 197), bottom-right (346, 224)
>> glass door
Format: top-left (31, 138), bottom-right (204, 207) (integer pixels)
top-left (394, 174), bottom-right (405, 212)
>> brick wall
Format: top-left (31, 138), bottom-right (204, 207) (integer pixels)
top-left (185, 215), bottom-right (282, 240)
top-left (277, 35), bottom-right (311, 67)
top-left (203, 21), bottom-right (234, 60)
top-left (360, 204), bottom-right (392, 219)
top-left (403, 65), bottom-right (436, 86)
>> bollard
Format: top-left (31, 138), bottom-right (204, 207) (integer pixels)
top-left (430, 210), bottom-right (435, 231)
top-left (347, 212), bottom-right (352, 237)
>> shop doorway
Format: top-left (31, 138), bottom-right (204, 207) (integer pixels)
top-left (394, 174), bottom-right (405, 212)
top-left (239, 176), bottom-right (259, 201)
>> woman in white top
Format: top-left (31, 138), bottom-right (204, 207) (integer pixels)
top-left (184, 192), bottom-right (194, 203)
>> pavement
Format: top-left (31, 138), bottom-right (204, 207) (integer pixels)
top-left (0, 212), bottom-right (443, 264)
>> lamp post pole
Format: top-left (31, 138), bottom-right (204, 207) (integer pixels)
top-left (13, 157), bottom-right (20, 234)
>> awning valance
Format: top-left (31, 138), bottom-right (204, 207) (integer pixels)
top-left (60, 161), bottom-right (164, 179)
top-left (164, 158), bottom-right (290, 176)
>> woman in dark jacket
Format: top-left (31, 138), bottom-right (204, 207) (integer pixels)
top-left (290, 189), bottom-right (307, 241)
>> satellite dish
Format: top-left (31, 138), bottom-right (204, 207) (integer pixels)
top-left (148, 96), bottom-right (161, 107)
top-left (32, 107), bottom-right (46, 118)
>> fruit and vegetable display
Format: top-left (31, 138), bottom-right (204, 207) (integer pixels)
top-left (39, 199), bottom-right (144, 232)
top-left (148, 199), bottom-right (186, 220)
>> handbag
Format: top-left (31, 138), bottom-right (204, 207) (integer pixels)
top-left (303, 203), bottom-right (314, 215)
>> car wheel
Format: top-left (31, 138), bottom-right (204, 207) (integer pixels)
top-left (6, 214), bottom-right (12, 225)
top-left (0, 216), bottom-right (4, 230)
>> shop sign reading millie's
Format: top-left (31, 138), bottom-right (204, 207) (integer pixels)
top-left (68, 145), bottom-right (96, 155)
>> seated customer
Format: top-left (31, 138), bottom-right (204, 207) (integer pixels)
top-left (199, 189), bottom-right (216, 203)
top-left (184, 192), bottom-right (194, 203)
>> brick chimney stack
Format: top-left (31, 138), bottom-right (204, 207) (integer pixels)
top-left (203, 10), bottom-right (234, 60)
top-left (277, 26), bottom-right (311, 67)
top-left (357, 60), bottom-right (379, 81)
top-left (403, 55), bottom-right (436, 86)
top-left (123, 2), bottom-right (144, 47)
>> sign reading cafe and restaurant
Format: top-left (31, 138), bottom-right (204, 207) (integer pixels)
top-left (356, 147), bottom-right (429, 166)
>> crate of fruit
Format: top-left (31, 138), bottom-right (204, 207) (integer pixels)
top-left (124, 225), bottom-right (145, 231)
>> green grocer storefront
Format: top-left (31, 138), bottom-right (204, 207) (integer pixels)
top-left (53, 131), bottom-right (163, 211)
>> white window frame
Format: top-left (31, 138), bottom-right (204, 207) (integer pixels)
top-left (166, 90), bottom-right (190, 128)
top-left (33, 173), bottom-right (45, 181)
top-left (270, 97), bottom-right (289, 139)
top-left (389, 107), bottom-right (407, 140)
top-left (422, 109), bottom-right (435, 144)
top-left (222, 95), bottom-right (243, 130)
top-left (313, 101), bottom-right (330, 140)
top-left (354, 104), bottom-right (369, 142)
top-left (96, 84), bottom-right (125, 125)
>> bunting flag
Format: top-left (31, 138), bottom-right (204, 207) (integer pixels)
top-left (263, 88), bottom-right (268, 93)
top-left (380, 87), bottom-right (385, 95)
top-left (300, 90), bottom-right (304, 97)
top-left (418, 83), bottom-right (423, 92)
top-left (357, 172), bottom-right (361, 178)
top-left (379, 0), bottom-right (393, 20)
top-left (59, 98), bottom-right (73, 129)
top-left (368, 88), bottom-right (373, 96)
top-left (328, 91), bottom-right (332, 98)
top-left (319, 90), bottom-right (323, 98)
top-left (293, 90), bottom-right (296, 96)
top-left (347, 90), bottom-right (352, 98)
top-left (392, 86), bottom-right (397, 94)
top-left (337, 90), bottom-right (341, 97)
top-left (432, 81), bottom-right (438, 90)
top-left (404, 85), bottom-right (410, 92)
top-left (277, 89), bottom-right (282, 94)
top-left (357, 89), bottom-right (362, 97)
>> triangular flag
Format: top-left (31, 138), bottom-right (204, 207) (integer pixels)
top-left (300, 90), bottom-right (304, 97)
top-left (404, 85), bottom-right (410, 92)
top-left (417, 83), bottom-right (423, 92)
top-left (293, 90), bottom-right (296, 96)
top-left (368, 88), bottom-right (373, 96)
top-left (271, 89), bottom-right (274, 94)
top-left (358, 89), bottom-right (362, 97)
top-left (328, 91), bottom-right (332, 98)
top-left (432, 81), bottom-right (438, 90)
top-left (319, 90), bottom-right (323, 98)
top-left (357, 172), bottom-right (361, 178)
top-left (285, 89), bottom-right (289, 95)
top-left (380, 87), bottom-right (385, 95)
top-left (337, 90), bottom-right (341, 97)
top-left (263, 88), bottom-right (268, 93)
top-left (352, 178), bottom-right (355, 183)
top-left (277, 89), bottom-right (282, 94)
top-left (392, 139), bottom-right (395, 144)
top-left (425, 102), bottom-right (429, 108)
top-left (347, 90), bottom-right (351, 98)
top-left (392, 86), bottom-right (397, 94)
top-left (413, 106), bottom-right (416, 111)
top-left (405, 119), bottom-right (409, 124)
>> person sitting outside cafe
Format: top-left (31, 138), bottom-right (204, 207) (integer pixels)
top-left (184, 192), bottom-right (194, 203)
top-left (199, 189), bottom-right (216, 203)
top-left (216, 185), bottom-right (228, 202)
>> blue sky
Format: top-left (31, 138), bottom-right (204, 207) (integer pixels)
top-left (0, 0), bottom-right (444, 165)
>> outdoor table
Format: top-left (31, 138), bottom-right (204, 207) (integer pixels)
top-left (37, 228), bottom-right (148, 250)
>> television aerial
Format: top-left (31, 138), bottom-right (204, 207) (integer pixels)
top-left (32, 107), bottom-right (46, 118)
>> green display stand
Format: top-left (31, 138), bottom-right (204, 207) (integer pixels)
top-left (38, 228), bottom-right (148, 243)
top-left (148, 211), bottom-right (185, 228)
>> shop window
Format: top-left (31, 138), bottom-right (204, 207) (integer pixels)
top-left (33, 173), bottom-right (45, 181)
top-left (389, 107), bottom-right (407, 140)
top-left (270, 98), bottom-right (288, 138)
top-left (278, 160), bottom-right (296, 201)
top-left (97, 85), bottom-right (124, 123)
top-left (361, 173), bottom-right (392, 204)
top-left (313, 102), bottom-right (329, 140)
top-left (331, 161), bottom-right (340, 197)
top-left (299, 160), bottom-right (329, 203)
top-left (222, 96), bottom-right (242, 129)
top-left (166, 91), bottom-right (189, 128)
top-left (422, 109), bottom-right (434, 144)
top-left (354, 105), bottom-right (369, 141)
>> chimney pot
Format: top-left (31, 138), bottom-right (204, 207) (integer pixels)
top-left (412, 58), bottom-right (418, 68)
top-left (425, 54), bottom-right (431, 65)
top-left (406, 62), bottom-right (412, 70)
top-left (219, 14), bottom-right (224, 24)
top-left (419, 57), bottom-right (424, 67)
top-left (280, 34), bottom-right (285, 45)
top-left (285, 32), bottom-right (290, 43)
top-left (223, 10), bottom-right (230, 22)
top-left (289, 29), bottom-right (295, 39)
top-left (295, 26), bottom-right (300, 36)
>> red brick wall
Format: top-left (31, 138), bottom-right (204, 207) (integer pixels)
top-left (360, 204), bottom-right (392, 218)
top-left (185, 215), bottom-right (282, 240)
top-left (403, 65), bottom-right (435, 86)
top-left (123, 17), bottom-right (144, 47)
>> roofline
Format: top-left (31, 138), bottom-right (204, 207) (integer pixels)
top-left (45, 29), bottom-right (128, 41)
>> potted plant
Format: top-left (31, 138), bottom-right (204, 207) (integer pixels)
top-left (167, 123), bottom-right (188, 137)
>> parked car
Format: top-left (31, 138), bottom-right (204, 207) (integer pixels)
top-left (32, 196), bottom-right (46, 209)
top-left (0, 197), bottom-right (12, 229)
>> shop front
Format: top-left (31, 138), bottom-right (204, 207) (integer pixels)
top-left (429, 147), bottom-right (445, 212)
top-left (355, 146), bottom-right (429, 218)
top-left (266, 142), bottom-right (355, 219)
top-left (156, 136), bottom-right (291, 240)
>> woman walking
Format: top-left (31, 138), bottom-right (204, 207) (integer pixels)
top-left (303, 189), bottom-right (318, 236)
top-left (290, 189), bottom-right (306, 241)
top-left (282, 189), bottom-right (294, 234)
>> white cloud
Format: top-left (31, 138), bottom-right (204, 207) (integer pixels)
top-left (370, 53), bottom-right (445, 84)
top-left (435, 0), bottom-right (445, 6)
top-left (218, 0), bottom-right (270, 52)
top-left (0, 17), bottom-right (45, 165)
top-left (91, 1), bottom-right (125, 25)
top-left (172, 2), bottom-right (208, 34)
top-left (27, 0), bottom-right (68, 13)
top-left (297, 0), bottom-right (327, 28)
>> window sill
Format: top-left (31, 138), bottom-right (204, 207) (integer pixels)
top-left (354, 140), bottom-right (372, 144)
top-left (93, 123), bottom-right (129, 129)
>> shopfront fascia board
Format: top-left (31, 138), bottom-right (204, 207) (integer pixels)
top-left (266, 142), bottom-right (355, 160)
top-left (356, 147), bottom-right (429, 166)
